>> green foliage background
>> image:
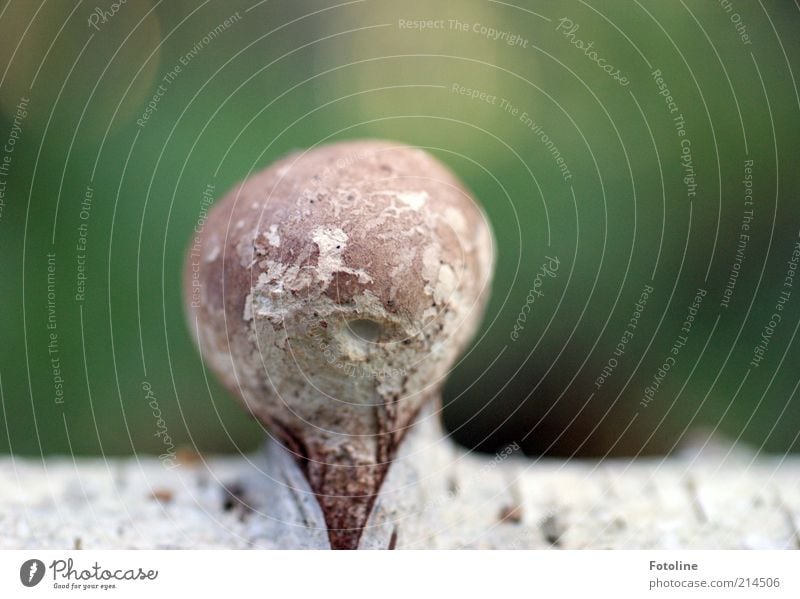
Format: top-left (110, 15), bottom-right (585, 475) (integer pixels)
top-left (0, 0), bottom-right (798, 457)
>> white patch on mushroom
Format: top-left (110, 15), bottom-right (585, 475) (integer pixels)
top-left (237, 230), bottom-right (257, 267)
top-left (389, 247), bottom-right (416, 300)
top-left (204, 234), bottom-right (221, 262)
top-left (444, 207), bottom-right (468, 236)
top-left (252, 271), bottom-right (289, 320)
top-left (267, 223), bottom-right (281, 247)
top-left (422, 305), bottom-right (438, 322)
top-left (311, 226), bottom-right (372, 285)
top-left (396, 190), bottom-right (429, 210)
top-left (263, 260), bottom-right (285, 282)
top-left (243, 293), bottom-right (253, 321)
top-left (421, 244), bottom-right (441, 296)
top-left (312, 225), bottom-right (346, 251)
top-left (434, 264), bottom-right (457, 304)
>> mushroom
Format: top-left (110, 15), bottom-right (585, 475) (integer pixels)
top-left (184, 139), bottom-right (494, 549)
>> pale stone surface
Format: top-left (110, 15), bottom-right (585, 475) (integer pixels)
top-left (1, 416), bottom-right (797, 550)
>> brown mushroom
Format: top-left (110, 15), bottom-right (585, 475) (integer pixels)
top-left (184, 139), bottom-right (494, 549)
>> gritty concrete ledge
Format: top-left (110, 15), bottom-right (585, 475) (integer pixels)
top-left (1, 419), bottom-right (798, 550)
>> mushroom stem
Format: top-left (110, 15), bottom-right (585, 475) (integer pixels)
top-left (312, 457), bottom-right (389, 550)
top-left (268, 400), bottom-right (425, 549)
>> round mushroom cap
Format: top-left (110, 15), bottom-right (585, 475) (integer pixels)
top-left (184, 139), bottom-right (494, 548)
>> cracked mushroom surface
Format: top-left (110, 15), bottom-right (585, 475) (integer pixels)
top-left (185, 139), bottom-right (494, 549)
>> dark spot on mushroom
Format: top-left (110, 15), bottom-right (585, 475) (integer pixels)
top-left (348, 319), bottom-right (383, 342)
top-left (222, 483), bottom-right (244, 511)
top-left (498, 504), bottom-right (522, 524)
top-left (151, 488), bottom-right (174, 503)
top-left (380, 164), bottom-right (392, 172)
top-left (222, 482), bottom-right (252, 521)
top-left (540, 513), bottom-right (565, 547)
top-left (447, 476), bottom-right (459, 496)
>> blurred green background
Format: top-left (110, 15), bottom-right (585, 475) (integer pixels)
top-left (0, 0), bottom-right (798, 458)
